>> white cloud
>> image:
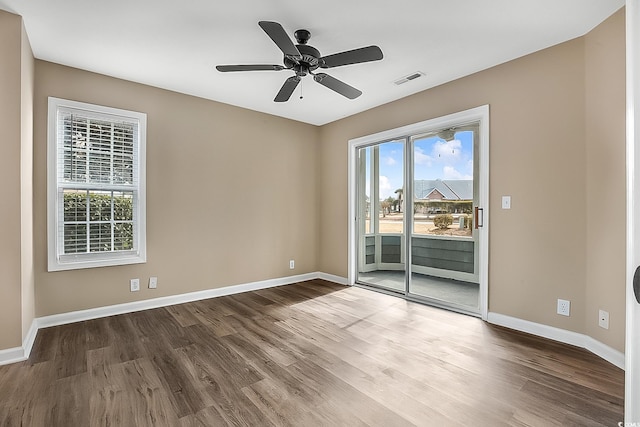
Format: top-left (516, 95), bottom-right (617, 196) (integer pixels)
top-left (414, 147), bottom-right (432, 166)
top-left (443, 166), bottom-right (472, 180)
top-left (433, 139), bottom-right (462, 162)
top-left (384, 156), bottom-right (397, 166)
top-left (379, 175), bottom-right (393, 198)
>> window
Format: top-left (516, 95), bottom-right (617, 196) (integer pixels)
top-left (47, 97), bottom-right (146, 271)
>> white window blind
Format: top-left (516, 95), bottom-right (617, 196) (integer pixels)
top-left (48, 97), bottom-right (146, 271)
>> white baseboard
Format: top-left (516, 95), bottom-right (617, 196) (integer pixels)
top-left (583, 336), bottom-right (626, 370)
top-left (37, 272), bottom-right (320, 329)
top-left (487, 312), bottom-right (625, 370)
top-left (22, 319), bottom-right (38, 357)
top-left (316, 272), bottom-right (349, 285)
top-left (0, 271), bottom-right (331, 366)
top-left (0, 345), bottom-right (27, 365)
top-left (0, 319), bottom-right (39, 365)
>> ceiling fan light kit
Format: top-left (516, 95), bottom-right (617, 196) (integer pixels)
top-left (216, 21), bottom-right (383, 102)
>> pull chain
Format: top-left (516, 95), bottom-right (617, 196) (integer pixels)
top-left (299, 79), bottom-right (304, 100)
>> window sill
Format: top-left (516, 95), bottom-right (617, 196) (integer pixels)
top-left (47, 252), bottom-right (146, 272)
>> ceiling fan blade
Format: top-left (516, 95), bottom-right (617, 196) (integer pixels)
top-left (216, 64), bottom-right (285, 72)
top-left (313, 73), bottom-right (362, 99)
top-left (320, 46), bottom-right (383, 68)
top-left (258, 21), bottom-right (301, 60)
top-left (274, 76), bottom-right (301, 102)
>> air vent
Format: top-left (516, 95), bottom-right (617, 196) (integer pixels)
top-left (394, 71), bottom-right (425, 85)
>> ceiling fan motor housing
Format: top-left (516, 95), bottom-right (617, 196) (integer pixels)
top-left (284, 44), bottom-right (321, 76)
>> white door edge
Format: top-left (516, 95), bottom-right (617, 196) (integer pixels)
top-left (626, 0), bottom-right (640, 422)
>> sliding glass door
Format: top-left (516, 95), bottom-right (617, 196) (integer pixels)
top-left (356, 140), bottom-right (406, 293)
top-left (353, 110), bottom-right (487, 316)
top-left (408, 125), bottom-right (480, 312)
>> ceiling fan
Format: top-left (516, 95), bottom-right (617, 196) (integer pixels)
top-left (216, 21), bottom-right (383, 102)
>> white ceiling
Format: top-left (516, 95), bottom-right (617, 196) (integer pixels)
top-left (0, 1), bottom-right (624, 126)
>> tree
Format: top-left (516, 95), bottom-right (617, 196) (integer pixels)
top-left (380, 196), bottom-right (395, 217)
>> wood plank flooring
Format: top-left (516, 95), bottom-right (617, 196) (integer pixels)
top-left (0, 280), bottom-right (625, 426)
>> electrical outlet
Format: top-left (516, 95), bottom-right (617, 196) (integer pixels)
top-left (149, 276), bottom-right (158, 289)
top-left (557, 299), bottom-right (570, 316)
top-left (599, 309), bottom-right (609, 329)
top-left (289, 259), bottom-right (295, 269)
top-left (130, 278), bottom-right (140, 292)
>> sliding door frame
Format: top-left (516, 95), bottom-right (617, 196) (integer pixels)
top-left (348, 105), bottom-right (490, 320)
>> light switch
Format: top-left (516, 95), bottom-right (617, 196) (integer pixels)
top-left (501, 196), bottom-right (511, 209)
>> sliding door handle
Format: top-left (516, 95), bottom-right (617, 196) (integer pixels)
top-left (475, 207), bottom-right (484, 229)
top-left (634, 265), bottom-right (640, 304)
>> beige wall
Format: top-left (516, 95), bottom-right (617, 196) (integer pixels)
top-left (33, 62), bottom-right (320, 316)
top-left (585, 9), bottom-right (626, 351)
top-left (318, 12), bottom-right (625, 351)
top-left (0, 10), bottom-right (31, 349)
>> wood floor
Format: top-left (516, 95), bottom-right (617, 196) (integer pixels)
top-left (0, 280), bottom-right (624, 426)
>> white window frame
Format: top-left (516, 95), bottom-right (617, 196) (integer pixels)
top-left (47, 97), bottom-right (147, 271)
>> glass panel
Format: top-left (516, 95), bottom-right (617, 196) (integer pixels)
top-left (356, 140), bottom-right (406, 293)
top-left (409, 125), bottom-right (479, 312)
top-left (88, 190), bottom-right (112, 222)
top-left (63, 189), bottom-right (87, 223)
top-left (88, 119), bottom-right (113, 184)
top-left (378, 141), bottom-right (404, 234)
top-left (113, 123), bottom-right (135, 184)
top-left (61, 114), bottom-right (88, 183)
top-left (64, 223), bottom-right (87, 254)
top-left (114, 191), bottom-right (134, 251)
top-left (114, 222), bottom-right (134, 251)
top-left (412, 131), bottom-right (474, 237)
top-left (89, 223), bottom-right (112, 252)
top-left (113, 191), bottom-right (133, 221)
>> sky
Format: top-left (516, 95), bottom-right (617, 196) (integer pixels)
top-left (366, 131), bottom-right (474, 200)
